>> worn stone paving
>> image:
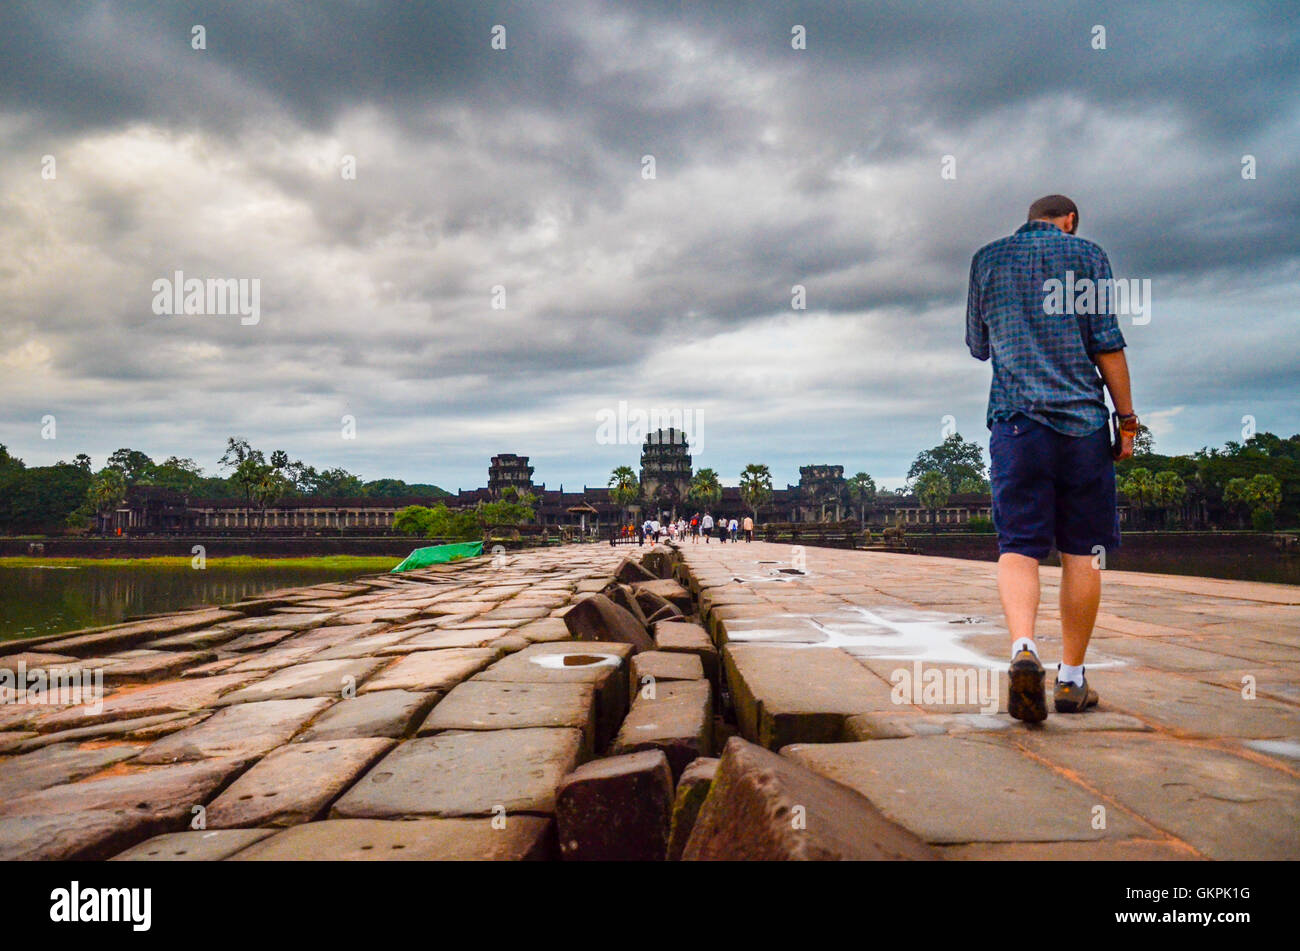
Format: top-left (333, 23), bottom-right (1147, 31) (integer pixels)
top-left (680, 541), bottom-right (1300, 860)
top-left (0, 546), bottom-right (629, 860)
top-left (2, 539), bottom-right (1296, 861)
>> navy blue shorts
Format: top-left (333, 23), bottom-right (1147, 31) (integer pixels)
top-left (989, 415), bottom-right (1120, 559)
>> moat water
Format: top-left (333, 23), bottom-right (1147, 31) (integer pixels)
top-left (0, 563), bottom-right (385, 642)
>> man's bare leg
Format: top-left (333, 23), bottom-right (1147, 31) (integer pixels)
top-left (1059, 552), bottom-right (1101, 666)
top-left (1001, 552), bottom-right (1048, 721)
top-left (998, 552), bottom-right (1040, 646)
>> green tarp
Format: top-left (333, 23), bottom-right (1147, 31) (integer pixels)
top-left (390, 540), bottom-right (484, 572)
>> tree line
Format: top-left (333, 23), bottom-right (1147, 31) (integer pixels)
top-left (0, 438), bottom-right (448, 534)
top-left (2, 428), bottom-right (1295, 536)
top-left (391, 487), bottom-right (537, 541)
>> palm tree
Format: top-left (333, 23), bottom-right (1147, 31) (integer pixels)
top-left (914, 471), bottom-right (950, 533)
top-left (738, 464), bottom-right (773, 522)
top-left (1152, 470), bottom-right (1187, 527)
top-left (1119, 467), bottom-right (1155, 529)
top-left (688, 468), bottom-right (723, 510)
top-left (607, 466), bottom-right (640, 523)
top-left (846, 472), bottom-right (876, 527)
top-left (1226, 473), bottom-right (1283, 531)
top-left (87, 468), bottom-right (128, 532)
top-left (1223, 477), bottom-right (1250, 528)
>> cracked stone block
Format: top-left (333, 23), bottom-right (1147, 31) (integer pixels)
top-left (358, 649), bottom-right (499, 694)
top-left (331, 727), bottom-right (584, 819)
top-left (136, 698), bottom-right (333, 763)
top-left (216, 658), bottom-right (387, 705)
top-left (0, 742), bottom-right (143, 800)
top-left (206, 738), bottom-right (396, 828)
top-left (296, 690), bottom-right (439, 741)
top-left (724, 644), bottom-right (895, 748)
top-left (683, 737), bottom-right (935, 860)
top-left (652, 621), bottom-right (719, 681)
top-left (629, 651), bottom-right (705, 696)
top-left (555, 750), bottom-right (674, 861)
top-left (667, 756), bottom-right (718, 861)
top-left (610, 679), bottom-right (712, 780)
top-left (111, 828), bottom-right (277, 861)
top-left (473, 642), bottom-right (632, 751)
top-left (229, 816), bottom-right (553, 860)
top-left (418, 680), bottom-right (597, 756)
top-left (784, 734), bottom-right (1155, 844)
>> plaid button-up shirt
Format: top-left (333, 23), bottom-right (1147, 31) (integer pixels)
top-left (966, 220), bottom-right (1126, 437)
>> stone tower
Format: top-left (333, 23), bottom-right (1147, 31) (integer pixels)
top-left (639, 428), bottom-right (692, 517)
top-left (488, 454), bottom-right (535, 498)
top-left (798, 464), bottom-right (847, 521)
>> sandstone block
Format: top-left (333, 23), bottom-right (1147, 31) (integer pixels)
top-left (681, 737), bottom-right (935, 860)
top-left (555, 750), bottom-right (673, 860)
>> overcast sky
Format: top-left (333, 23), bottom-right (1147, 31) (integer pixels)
top-left (2, 1), bottom-right (1297, 493)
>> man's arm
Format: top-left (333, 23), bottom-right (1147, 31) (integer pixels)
top-left (1093, 350), bottom-right (1133, 416)
top-left (1094, 348), bottom-right (1136, 459)
top-left (965, 255), bottom-right (989, 360)
top-left (1085, 245), bottom-right (1136, 458)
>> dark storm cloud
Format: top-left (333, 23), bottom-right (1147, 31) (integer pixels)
top-left (0, 1), bottom-right (574, 130)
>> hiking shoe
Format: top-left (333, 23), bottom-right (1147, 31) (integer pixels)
top-left (1054, 667), bottom-right (1099, 713)
top-left (1007, 648), bottom-right (1047, 723)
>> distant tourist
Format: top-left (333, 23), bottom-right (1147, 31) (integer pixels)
top-left (967, 194), bottom-right (1137, 723)
top-left (728, 517), bottom-right (739, 542)
top-left (716, 516), bottom-right (728, 544)
top-left (690, 513), bottom-right (700, 543)
top-left (743, 514), bottom-right (754, 542)
top-left (701, 512), bottom-right (713, 543)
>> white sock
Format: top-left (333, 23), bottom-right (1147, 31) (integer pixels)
top-left (1011, 637), bottom-right (1038, 659)
top-left (1058, 663), bottom-right (1085, 686)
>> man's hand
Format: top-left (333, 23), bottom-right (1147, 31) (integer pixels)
top-left (1112, 412), bottom-right (1139, 461)
top-left (1114, 428), bottom-right (1135, 461)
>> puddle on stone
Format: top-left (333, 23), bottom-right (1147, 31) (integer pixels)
top-left (530, 652), bottom-right (621, 670)
top-left (731, 568), bottom-right (812, 584)
top-left (725, 606), bottom-right (1123, 671)
top-left (1246, 739), bottom-right (1300, 761)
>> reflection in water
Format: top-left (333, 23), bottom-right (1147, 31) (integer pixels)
top-left (0, 565), bottom-right (382, 642)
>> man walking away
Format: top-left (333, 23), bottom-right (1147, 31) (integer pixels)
top-left (701, 512), bottom-right (713, 543)
top-left (966, 194), bottom-right (1137, 723)
top-left (743, 514), bottom-right (754, 542)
